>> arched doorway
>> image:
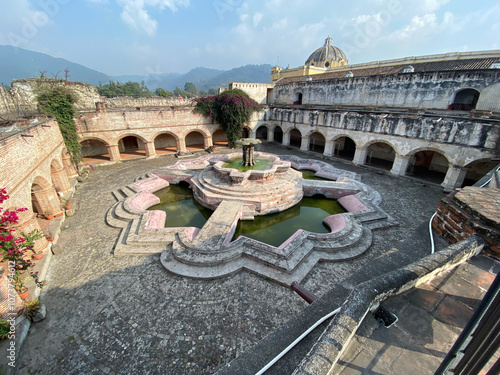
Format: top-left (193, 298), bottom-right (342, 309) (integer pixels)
top-left (293, 92), bottom-right (303, 105)
top-left (449, 89), bottom-right (480, 111)
top-left (81, 139), bottom-right (110, 164)
top-left (463, 159), bottom-right (499, 187)
top-left (309, 132), bottom-right (325, 154)
top-left (154, 133), bottom-right (177, 155)
top-left (273, 126), bottom-right (283, 144)
top-left (185, 131), bottom-right (205, 151)
top-left (256, 126), bottom-right (268, 141)
top-left (289, 129), bottom-right (302, 148)
top-left (119, 136), bottom-right (146, 160)
top-left (212, 129), bottom-right (228, 147)
top-left (333, 136), bottom-right (356, 161)
top-left (365, 142), bottom-right (396, 171)
top-left (407, 150), bottom-right (448, 185)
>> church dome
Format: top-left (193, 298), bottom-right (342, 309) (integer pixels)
top-left (305, 36), bottom-right (348, 68)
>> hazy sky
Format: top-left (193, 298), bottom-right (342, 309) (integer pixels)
top-left (0, 0), bottom-right (498, 76)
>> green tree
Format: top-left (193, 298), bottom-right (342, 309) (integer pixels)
top-left (184, 82), bottom-right (198, 97)
top-left (193, 89), bottom-right (262, 148)
top-left (155, 88), bottom-right (174, 98)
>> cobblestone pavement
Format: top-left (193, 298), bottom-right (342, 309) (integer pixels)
top-left (14, 143), bottom-right (446, 374)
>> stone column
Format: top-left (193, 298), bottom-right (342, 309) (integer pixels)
top-left (106, 144), bottom-right (121, 162)
top-left (300, 137), bottom-right (310, 151)
top-left (249, 129), bottom-right (257, 139)
top-left (51, 166), bottom-right (72, 193)
top-left (178, 137), bottom-right (187, 153)
top-left (283, 131), bottom-right (291, 146)
top-left (32, 185), bottom-right (63, 217)
top-left (267, 128), bottom-right (273, 141)
top-left (390, 155), bottom-right (411, 176)
top-left (442, 165), bottom-right (468, 191)
top-left (14, 210), bottom-right (48, 253)
top-left (323, 140), bottom-right (334, 157)
top-left (206, 136), bottom-right (213, 148)
top-left (353, 148), bottom-right (368, 166)
top-left (62, 152), bottom-right (78, 178)
top-left (144, 141), bottom-right (157, 158)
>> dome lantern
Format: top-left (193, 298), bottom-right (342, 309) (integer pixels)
top-left (305, 36), bottom-right (348, 68)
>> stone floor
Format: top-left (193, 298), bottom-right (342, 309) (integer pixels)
top-left (4, 143), bottom-right (463, 374)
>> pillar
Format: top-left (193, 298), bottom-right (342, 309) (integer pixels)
top-left (267, 128), bottom-right (273, 141)
top-left (249, 130), bottom-right (257, 139)
top-left (62, 151), bottom-right (78, 178)
top-left (390, 155), bottom-right (411, 176)
top-left (32, 185), bottom-right (63, 217)
top-left (442, 165), bottom-right (468, 191)
top-left (205, 136), bottom-right (213, 148)
top-left (14, 210), bottom-right (48, 253)
top-left (144, 141), bottom-right (156, 158)
top-left (106, 144), bottom-right (121, 162)
top-left (323, 140), bottom-right (334, 157)
top-left (353, 148), bottom-right (368, 166)
top-left (178, 138), bottom-right (187, 153)
top-left (283, 132), bottom-right (291, 146)
top-left (51, 166), bottom-right (72, 193)
top-left (300, 137), bottom-right (310, 152)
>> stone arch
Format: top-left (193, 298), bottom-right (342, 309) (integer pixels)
top-left (406, 149), bottom-right (450, 185)
top-left (364, 141), bottom-right (396, 171)
top-left (448, 88), bottom-right (480, 111)
top-left (154, 131), bottom-right (179, 155)
top-left (289, 128), bottom-right (302, 148)
top-left (50, 158), bottom-right (71, 193)
top-left (81, 137), bottom-right (112, 164)
top-left (462, 158), bottom-right (500, 187)
top-left (308, 131), bottom-right (326, 154)
top-left (255, 125), bottom-right (269, 141)
top-left (30, 176), bottom-right (62, 218)
top-left (273, 126), bottom-right (283, 144)
top-left (332, 135), bottom-right (356, 161)
top-left (293, 92), bottom-right (303, 105)
top-left (185, 130), bottom-right (207, 151)
top-left (212, 129), bottom-right (228, 147)
top-left (118, 134), bottom-right (148, 159)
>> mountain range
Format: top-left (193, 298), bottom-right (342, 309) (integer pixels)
top-left (0, 45), bottom-right (272, 91)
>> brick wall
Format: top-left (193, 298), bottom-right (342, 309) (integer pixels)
top-left (432, 187), bottom-right (500, 255)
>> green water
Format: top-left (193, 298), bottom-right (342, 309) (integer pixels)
top-left (300, 169), bottom-right (331, 180)
top-left (148, 185), bottom-right (212, 228)
top-left (232, 197), bottom-right (344, 247)
top-left (223, 157), bottom-right (274, 172)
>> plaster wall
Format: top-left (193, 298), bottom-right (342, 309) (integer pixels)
top-left (228, 82), bottom-right (275, 105)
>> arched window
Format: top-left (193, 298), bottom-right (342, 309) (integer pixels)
top-left (293, 92), bottom-right (303, 105)
top-left (449, 89), bottom-right (480, 111)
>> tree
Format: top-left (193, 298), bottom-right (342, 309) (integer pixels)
top-left (155, 88), bottom-right (173, 98)
top-left (184, 82), bottom-right (198, 97)
top-left (193, 89), bottom-right (262, 148)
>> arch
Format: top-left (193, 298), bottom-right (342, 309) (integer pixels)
top-left (448, 88), bottom-right (480, 111)
top-left (289, 128), bottom-right (302, 148)
top-left (118, 135), bottom-right (147, 160)
top-left (406, 149), bottom-right (449, 185)
top-left (50, 158), bottom-right (71, 193)
top-left (462, 158), bottom-right (499, 187)
top-left (332, 136), bottom-right (356, 161)
top-left (154, 132), bottom-right (178, 155)
top-left (273, 126), bottom-right (283, 144)
top-left (81, 138), bottom-right (111, 164)
top-left (255, 125), bottom-right (269, 141)
top-left (212, 129), bottom-right (228, 147)
top-left (309, 132), bottom-right (325, 154)
top-left (364, 141), bottom-right (395, 171)
top-left (31, 176), bottom-right (55, 217)
top-left (293, 92), bottom-right (303, 105)
top-left (185, 130), bottom-right (206, 151)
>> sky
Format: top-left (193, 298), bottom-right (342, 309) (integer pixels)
top-left (0, 0), bottom-right (499, 77)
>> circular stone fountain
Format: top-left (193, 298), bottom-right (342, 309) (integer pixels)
top-left (190, 142), bottom-right (303, 216)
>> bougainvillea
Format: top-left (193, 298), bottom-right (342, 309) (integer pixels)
top-left (193, 89), bottom-right (262, 148)
top-left (0, 188), bottom-right (44, 291)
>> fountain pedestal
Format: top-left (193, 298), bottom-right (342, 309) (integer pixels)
top-left (236, 138), bottom-right (261, 167)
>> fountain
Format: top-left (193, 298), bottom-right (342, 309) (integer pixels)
top-left (106, 147), bottom-right (395, 285)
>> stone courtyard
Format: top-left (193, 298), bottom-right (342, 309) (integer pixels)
top-left (9, 143), bottom-right (452, 374)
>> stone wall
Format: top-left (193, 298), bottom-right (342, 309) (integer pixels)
top-left (272, 69), bottom-right (500, 110)
top-left (103, 97), bottom-right (192, 108)
top-left (433, 187), bottom-right (500, 255)
top-left (227, 82), bottom-right (274, 105)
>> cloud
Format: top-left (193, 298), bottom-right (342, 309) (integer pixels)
top-left (117, 0), bottom-right (189, 36)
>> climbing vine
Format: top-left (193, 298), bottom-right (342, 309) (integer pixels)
top-left (193, 89), bottom-right (262, 148)
top-left (35, 78), bottom-right (81, 167)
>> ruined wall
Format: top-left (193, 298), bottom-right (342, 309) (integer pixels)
top-left (228, 82), bottom-right (274, 105)
top-left (104, 97), bottom-right (192, 108)
top-left (273, 69), bottom-right (500, 110)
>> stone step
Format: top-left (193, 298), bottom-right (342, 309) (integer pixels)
top-left (105, 202), bottom-right (129, 228)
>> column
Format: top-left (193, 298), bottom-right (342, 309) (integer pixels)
top-left (267, 128), bottom-right (273, 141)
top-left (442, 165), bottom-right (468, 191)
top-left (323, 140), bottom-right (334, 157)
top-left (300, 137), bottom-right (310, 152)
top-left (144, 141), bottom-right (157, 158)
top-left (32, 185), bottom-right (63, 217)
top-left (249, 129), bottom-right (257, 139)
top-left (178, 137), bottom-right (187, 153)
top-left (51, 166), bottom-right (72, 193)
top-left (390, 155), bottom-right (411, 176)
top-left (205, 136), bottom-right (213, 148)
top-left (62, 151), bottom-right (78, 178)
top-left (106, 144), bottom-right (121, 162)
top-left (283, 132), bottom-right (291, 146)
top-left (353, 148), bottom-right (368, 166)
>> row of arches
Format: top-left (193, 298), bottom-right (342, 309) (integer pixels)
top-left (81, 129), bottom-right (228, 164)
top-left (253, 124), bottom-right (496, 188)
